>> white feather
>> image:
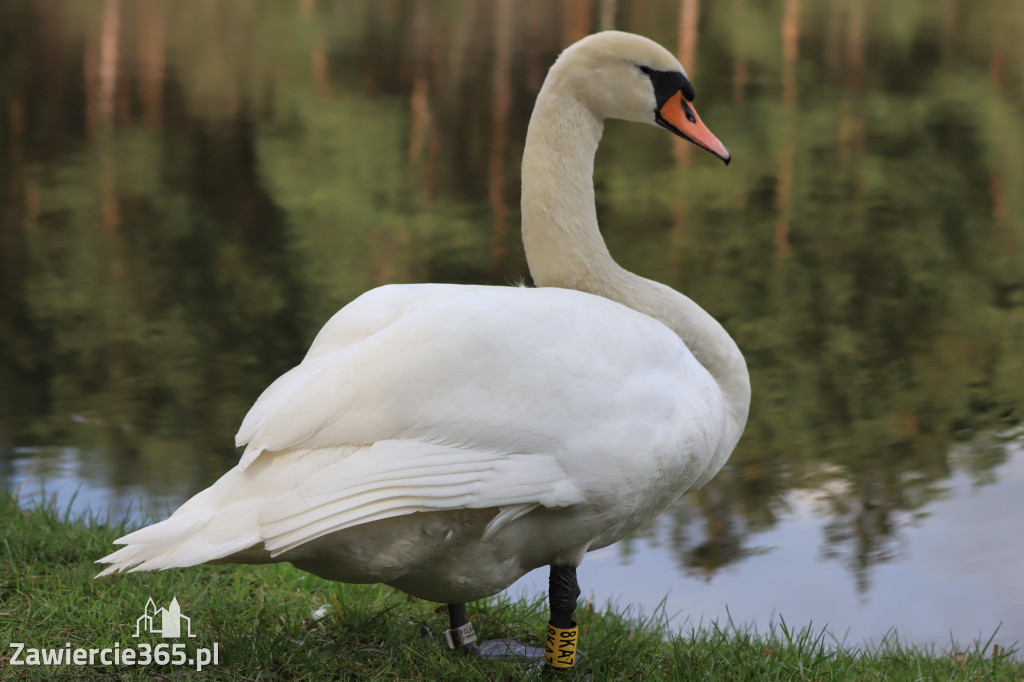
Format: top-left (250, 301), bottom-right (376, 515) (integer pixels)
top-left (96, 31), bottom-right (750, 606)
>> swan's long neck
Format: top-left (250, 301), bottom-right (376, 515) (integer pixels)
top-left (521, 75), bottom-right (751, 449)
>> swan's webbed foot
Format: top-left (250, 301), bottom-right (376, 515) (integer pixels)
top-left (444, 603), bottom-right (547, 661)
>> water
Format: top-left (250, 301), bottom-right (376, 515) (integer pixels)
top-left (8, 433), bottom-right (1023, 648)
top-left (517, 432), bottom-right (1024, 648)
top-left (2, 0), bottom-right (1023, 652)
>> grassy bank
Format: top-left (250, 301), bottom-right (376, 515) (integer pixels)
top-left (0, 492), bottom-right (1019, 681)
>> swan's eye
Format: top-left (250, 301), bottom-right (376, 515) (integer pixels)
top-left (641, 67), bottom-right (697, 107)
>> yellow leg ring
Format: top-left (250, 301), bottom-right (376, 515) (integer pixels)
top-left (544, 622), bottom-right (578, 668)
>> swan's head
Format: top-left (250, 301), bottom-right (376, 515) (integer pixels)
top-left (551, 31), bottom-right (730, 164)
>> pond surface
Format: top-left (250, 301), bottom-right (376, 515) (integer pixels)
top-left (2, 0), bottom-right (1023, 652)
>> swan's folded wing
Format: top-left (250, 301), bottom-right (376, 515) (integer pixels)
top-left (258, 439), bottom-right (585, 555)
top-left (234, 283), bottom-right (469, 466)
top-left (226, 283), bottom-right (699, 554)
top-left (233, 284), bottom-right (627, 469)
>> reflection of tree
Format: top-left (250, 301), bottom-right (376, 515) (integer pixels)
top-left (600, 0), bottom-right (1023, 588)
top-left (679, 474), bottom-right (757, 578)
top-left (819, 470), bottom-right (905, 595)
top-left (0, 0), bottom-right (1022, 595)
top-left (1, 2), bottom-right (313, 497)
top-left (618, 464), bottom-right (781, 579)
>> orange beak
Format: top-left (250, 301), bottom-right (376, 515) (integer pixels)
top-left (656, 91), bottom-right (731, 164)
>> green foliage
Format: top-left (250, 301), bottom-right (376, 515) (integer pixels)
top-left (0, 0), bottom-right (1022, 614)
top-left (1, 492), bottom-right (1020, 680)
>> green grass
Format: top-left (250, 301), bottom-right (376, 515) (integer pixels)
top-left (1, 491), bottom-right (1020, 681)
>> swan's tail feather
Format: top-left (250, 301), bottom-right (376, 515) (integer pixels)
top-left (94, 509), bottom-right (261, 577)
top-left (95, 459), bottom-right (281, 577)
top-left (95, 442), bottom-right (577, 578)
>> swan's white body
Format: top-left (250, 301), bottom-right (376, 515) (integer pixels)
top-left (98, 31), bottom-right (750, 606)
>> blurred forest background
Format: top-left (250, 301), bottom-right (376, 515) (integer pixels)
top-left (1, 0), bottom-right (1022, 601)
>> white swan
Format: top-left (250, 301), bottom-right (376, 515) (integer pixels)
top-left (98, 30), bottom-right (749, 668)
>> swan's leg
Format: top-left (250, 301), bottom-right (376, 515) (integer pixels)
top-left (442, 566), bottom-right (582, 668)
top-left (545, 564), bottom-right (581, 669)
top-left (444, 602), bottom-right (479, 653)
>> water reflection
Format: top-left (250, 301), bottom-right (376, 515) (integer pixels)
top-left (1, 0), bottom-right (1022, 648)
top-left (512, 431), bottom-right (1024, 648)
top-left (7, 430), bottom-right (1022, 646)
top-left (3, 445), bottom-right (183, 523)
